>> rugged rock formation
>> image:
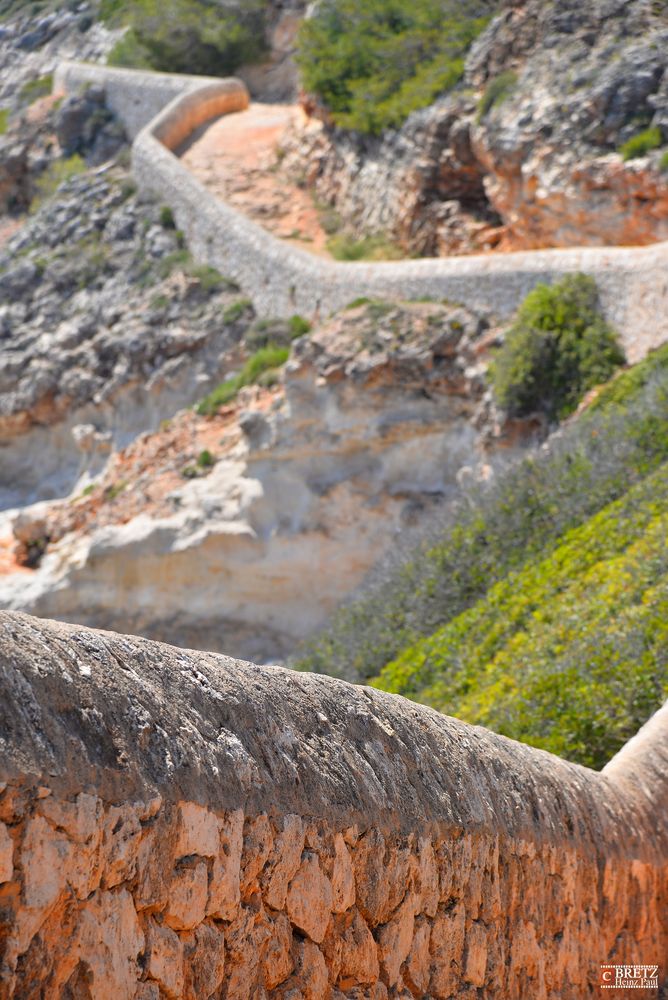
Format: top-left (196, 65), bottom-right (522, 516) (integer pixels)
top-left (285, 0), bottom-right (668, 255)
top-left (0, 301), bottom-right (512, 662)
top-left (0, 3), bottom-right (116, 115)
top-left (0, 164), bottom-right (253, 508)
top-left (0, 612), bottom-right (666, 997)
top-left (237, 0), bottom-right (309, 103)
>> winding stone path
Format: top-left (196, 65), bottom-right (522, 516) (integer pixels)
top-left (180, 102), bottom-right (332, 256)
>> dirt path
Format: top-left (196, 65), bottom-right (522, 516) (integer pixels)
top-left (179, 103), bottom-right (332, 257)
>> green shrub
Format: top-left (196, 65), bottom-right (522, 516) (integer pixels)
top-left (288, 314), bottom-right (311, 338)
top-left (155, 248), bottom-right (190, 279)
top-left (31, 154), bottom-right (87, 212)
top-left (106, 0), bottom-right (267, 76)
top-left (246, 315), bottom-right (312, 351)
top-left (159, 205), bottom-right (175, 229)
top-left (327, 233), bottom-right (404, 261)
top-left (104, 480), bottom-right (128, 501)
top-left (297, 0), bottom-right (496, 135)
top-left (588, 342), bottom-right (668, 412)
top-left (196, 344), bottom-right (290, 416)
top-left (0, 108), bottom-right (8, 135)
top-left (477, 70), bottom-right (517, 120)
top-left (491, 274), bottom-right (624, 420)
top-left (19, 74), bottom-right (53, 106)
top-left (223, 298), bottom-right (253, 324)
top-left (619, 126), bottom-right (663, 161)
top-left (189, 264), bottom-right (231, 293)
top-left (660, 150), bottom-right (668, 173)
top-left (197, 449), bottom-right (215, 468)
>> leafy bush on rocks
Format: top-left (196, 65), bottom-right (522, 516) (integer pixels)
top-left (491, 274), bottom-right (624, 421)
top-left (105, 0), bottom-right (267, 76)
top-left (196, 344), bottom-right (289, 415)
top-left (619, 125), bottom-right (663, 161)
top-left (375, 460), bottom-right (668, 769)
top-left (297, 0), bottom-right (497, 135)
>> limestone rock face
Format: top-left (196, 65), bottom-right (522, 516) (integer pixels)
top-left (286, 0), bottom-right (668, 255)
top-left (0, 164), bottom-right (252, 509)
top-left (0, 301), bottom-right (512, 662)
top-left (0, 612), bottom-right (666, 996)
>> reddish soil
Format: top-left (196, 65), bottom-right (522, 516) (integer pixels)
top-left (179, 103), bottom-right (332, 257)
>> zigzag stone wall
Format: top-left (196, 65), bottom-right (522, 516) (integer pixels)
top-left (0, 612), bottom-right (666, 998)
top-left (56, 62), bottom-right (668, 363)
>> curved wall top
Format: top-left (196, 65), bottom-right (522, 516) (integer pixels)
top-left (57, 61), bottom-right (668, 362)
top-left (0, 611), bottom-right (666, 996)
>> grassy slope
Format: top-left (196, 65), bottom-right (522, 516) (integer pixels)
top-left (374, 461), bottom-right (668, 768)
top-left (295, 344), bottom-right (668, 768)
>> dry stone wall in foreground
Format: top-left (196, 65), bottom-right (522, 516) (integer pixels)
top-left (0, 612), bottom-right (666, 998)
top-left (55, 62), bottom-right (668, 363)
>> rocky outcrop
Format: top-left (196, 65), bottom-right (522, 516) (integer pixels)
top-left (0, 163), bottom-right (253, 508)
top-left (237, 0), bottom-right (309, 102)
top-left (286, 0), bottom-right (668, 255)
top-left (0, 301), bottom-right (509, 662)
top-left (0, 86), bottom-right (125, 216)
top-left (0, 3), bottom-right (117, 114)
top-left (0, 612), bottom-right (666, 997)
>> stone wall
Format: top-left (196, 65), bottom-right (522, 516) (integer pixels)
top-left (56, 61), bottom-right (668, 362)
top-left (53, 62), bottom-right (243, 140)
top-left (0, 612), bottom-right (666, 998)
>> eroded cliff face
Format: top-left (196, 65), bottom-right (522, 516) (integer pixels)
top-left (0, 613), bottom-right (666, 998)
top-left (0, 301), bottom-right (515, 662)
top-left (284, 0), bottom-right (668, 255)
top-left (0, 164), bottom-right (254, 509)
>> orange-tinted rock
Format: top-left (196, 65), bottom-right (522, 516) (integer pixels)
top-left (286, 852), bottom-right (333, 944)
top-left (0, 820), bottom-right (13, 883)
top-left (145, 917), bottom-right (185, 998)
top-left (331, 833), bottom-right (355, 914)
top-left (163, 861), bottom-right (208, 931)
top-left (264, 814), bottom-right (305, 911)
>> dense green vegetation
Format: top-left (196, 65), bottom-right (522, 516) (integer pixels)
top-left (619, 126), bottom-right (664, 161)
top-left (102, 0), bottom-right (267, 76)
top-left (376, 463), bottom-right (668, 768)
top-left (491, 274), bottom-right (624, 420)
top-left (297, 0), bottom-right (497, 134)
top-left (294, 342), bottom-right (668, 768)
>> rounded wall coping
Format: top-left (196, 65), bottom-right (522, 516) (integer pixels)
top-left (147, 80), bottom-right (250, 151)
top-left (1, 611), bottom-right (667, 861)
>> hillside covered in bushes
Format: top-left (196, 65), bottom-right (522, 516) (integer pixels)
top-left (294, 339), bottom-right (668, 770)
